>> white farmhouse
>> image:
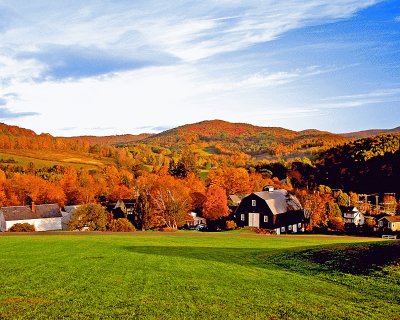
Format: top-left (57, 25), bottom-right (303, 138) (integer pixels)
top-left (0, 203), bottom-right (62, 232)
top-left (342, 206), bottom-right (365, 226)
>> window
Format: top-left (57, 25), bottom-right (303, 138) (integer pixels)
top-left (252, 200), bottom-right (256, 207)
top-left (241, 214), bottom-right (245, 221)
top-left (379, 221), bottom-right (383, 227)
top-left (288, 225), bottom-right (292, 231)
top-left (263, 215), bottom-right (268, 223)
top-left (298, 223), bottom-right (302, 228)
top-left (281, 227), bottom-right (285, 232)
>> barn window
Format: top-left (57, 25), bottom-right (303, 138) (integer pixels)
top-left (241, 214), bottom-right (245, 221)
top-left (252, 200), bottom-right (256, 206)
top-left (263, 215), bottom-right (268, 223)
top-left (288, 225), bottom-right (292, 231)
top-left (281, 227), bottom-right (285, 232)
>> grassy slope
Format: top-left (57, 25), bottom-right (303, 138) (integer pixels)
top-left (0, 149), bottom-right (115, 170)
top-left (0, 234), bottom-right (398, 319)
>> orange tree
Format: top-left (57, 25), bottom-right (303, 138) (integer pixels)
top-left (202, 186), bottom-right (229, 221)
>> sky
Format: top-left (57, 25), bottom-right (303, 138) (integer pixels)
top-left (0, 0), bottom-right (399, 136)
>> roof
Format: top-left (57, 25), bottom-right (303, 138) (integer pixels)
top-left (253, 189), bottom-right (302, 215)
top-left (379, 216), bottom-right (400, 223)
top-left (340, 206), bottom-right (359, 212)
top-left (229, 195), bottom-right (243, 205)
top-left (63, 205), bottom-right (80, 213)
top-left (0, 204), bottom-right (62, 221)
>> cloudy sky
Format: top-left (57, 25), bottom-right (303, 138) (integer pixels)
top-left (0, 0), bottom-right (399, 136)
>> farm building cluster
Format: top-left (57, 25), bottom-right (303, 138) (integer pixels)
top-left (0, 187), bottom-right (399, 234)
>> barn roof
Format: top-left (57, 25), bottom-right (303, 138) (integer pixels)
top-left (253, 190), bottom-right (302, 215)
top-left (0, 204), bottom-right (62, 221)
top-left (229, 194), bottom-right (244, 205)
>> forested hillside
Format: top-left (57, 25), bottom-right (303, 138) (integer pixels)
top-left (316, 134), bottom-right (400, 193)
top-left (340, 126), bottom-right (400, 139)
top-left (134, 120), bottom-right (349, 160)
top-left (72, 133), bottom-right (153, 146)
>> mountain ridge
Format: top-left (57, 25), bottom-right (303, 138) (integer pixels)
top-left (3, 120), bottom-right (399, 143)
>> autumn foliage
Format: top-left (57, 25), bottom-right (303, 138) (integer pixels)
top-left (8, 223), bottom-right (35, 232)
top-left (1, 121), bottom-right (398, 233)
top-left (202, 186), bottom-right (229, 221)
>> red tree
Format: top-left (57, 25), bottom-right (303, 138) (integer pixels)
top-left (202, 186), bottom-right (229, 221)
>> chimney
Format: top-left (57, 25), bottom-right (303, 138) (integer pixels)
top-left (31, 201), bottom-right (35, 213)
top-left (263, 186), bottom-right (274, 192)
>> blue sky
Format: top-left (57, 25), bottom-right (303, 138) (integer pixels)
top-left (0, 0), bottom-right (399, 136)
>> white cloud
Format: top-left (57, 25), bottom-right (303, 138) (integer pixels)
top-left (317, 88), bottom-right (400, 109)
top-left (0, 1), bottom-right (382, 63)
top-left (0, 0), bottom-right (391, 135)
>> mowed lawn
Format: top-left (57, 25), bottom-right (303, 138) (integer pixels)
top-left (0, 233), bottom-right (399, 319)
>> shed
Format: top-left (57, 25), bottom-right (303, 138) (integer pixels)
top-left (378, 216), bottom-right (400, 232)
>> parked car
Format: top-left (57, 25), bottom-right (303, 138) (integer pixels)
top-left (195, 224), bottom-right (207, 231)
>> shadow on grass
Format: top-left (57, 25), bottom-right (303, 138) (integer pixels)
top-left (123, 245), bottom-right (276, 270)
top-left (123, 241), bottom-right (400, 276)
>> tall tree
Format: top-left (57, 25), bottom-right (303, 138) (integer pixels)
top-left (150, 175), bottom-right (192, 229)
top-left (202, 186), bottom-right (229, 221)
top-left (133, 191), bottom-right (153, 231)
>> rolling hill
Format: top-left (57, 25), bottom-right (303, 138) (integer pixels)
top-left (1, 120), bottom-right (399, 165)
top-left (136, 119), bottom-right (350, 160)
top-left (340, 126), bottom-right (400, 139)
top-left (69, 133), bottom-right (153, 146)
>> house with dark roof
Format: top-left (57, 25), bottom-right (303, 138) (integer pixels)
top-left (377, 216), bottom-right (400, 232)
top-left (61, 205), bottom-right (81, 230)
top-left (234, 187), bottom-right (306, 234)
top-left (0, 203), bottom-right (62, 232)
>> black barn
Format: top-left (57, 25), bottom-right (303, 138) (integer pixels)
top-left (234, 188), bottom-right (306, 234)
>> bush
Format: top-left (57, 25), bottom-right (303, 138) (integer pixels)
top-left (160, 227), bottom-right (178, 232)
top-left (68, 203), bottom-right (108, 231)
top-left (225, 220), bottom-right (237, 230)
top-left (107, 218), bottom-right (136, 232)
top-left (253, 228), bottom-right (273, 235)
top-left (8, 223), bottom-right (35, 232)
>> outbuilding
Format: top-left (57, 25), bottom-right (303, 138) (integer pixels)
top-left (0, 203), bottom-right (62, 232)
top-left (378, 216), bottom-right (400, 232)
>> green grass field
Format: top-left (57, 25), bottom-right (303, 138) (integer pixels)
top-left (0, 149), bottom-right (115, 170)
top-left (0, 233), bottom-right (399, 319)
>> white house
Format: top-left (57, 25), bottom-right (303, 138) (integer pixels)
top-left (0, 203), bottom-right (62, 232)
top-left (342, 206), bottom-right (365, 226)
top-left (187, 212), bottom-right (206, 227)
